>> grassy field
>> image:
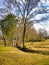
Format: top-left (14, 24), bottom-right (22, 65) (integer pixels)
top-left (0, 40), bottom-right (49, 65)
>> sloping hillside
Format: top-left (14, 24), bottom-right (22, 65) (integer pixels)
top-left (0, 46), bottom-right (49, 65)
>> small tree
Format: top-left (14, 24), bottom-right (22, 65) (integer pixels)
top-left (0, 13), bottom-right (18, 47)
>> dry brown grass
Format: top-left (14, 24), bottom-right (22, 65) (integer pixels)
top-left (0, 40), bottom-right (49, 65)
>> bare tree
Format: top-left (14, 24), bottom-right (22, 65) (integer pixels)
top-left (39, 28), bottom-right (47, 41)
top-left (16, 0), bottom-right (40, 48)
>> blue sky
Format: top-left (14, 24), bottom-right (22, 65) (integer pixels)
top-left (0, 0), bottom-right (49, 33)
top-left (33, 0), bottom-right (49, 33)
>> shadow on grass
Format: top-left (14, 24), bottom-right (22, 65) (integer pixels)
top-left (20, 48), bottom-right (49, 55)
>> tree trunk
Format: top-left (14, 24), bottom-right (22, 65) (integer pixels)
top-left (39, 33), bottom-right (42, 41)
top-left (10, 36), bottom-right (13, 46)
top-left (10, 33), bottom-right (14, 46)
top-left (3, 36), bottom-right (6, 47)
top-left (22, 22), bottom-right (26, 48)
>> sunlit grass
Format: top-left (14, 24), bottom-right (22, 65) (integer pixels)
top-left (0, 40), bottom-right (49, 65)
top-left (0, 46), bottom-right (49, 65)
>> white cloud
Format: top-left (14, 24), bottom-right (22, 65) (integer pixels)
top-left (33, 23), bottom-right (44, 31)
top-left (33, 0), bottom-right (49, 33)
